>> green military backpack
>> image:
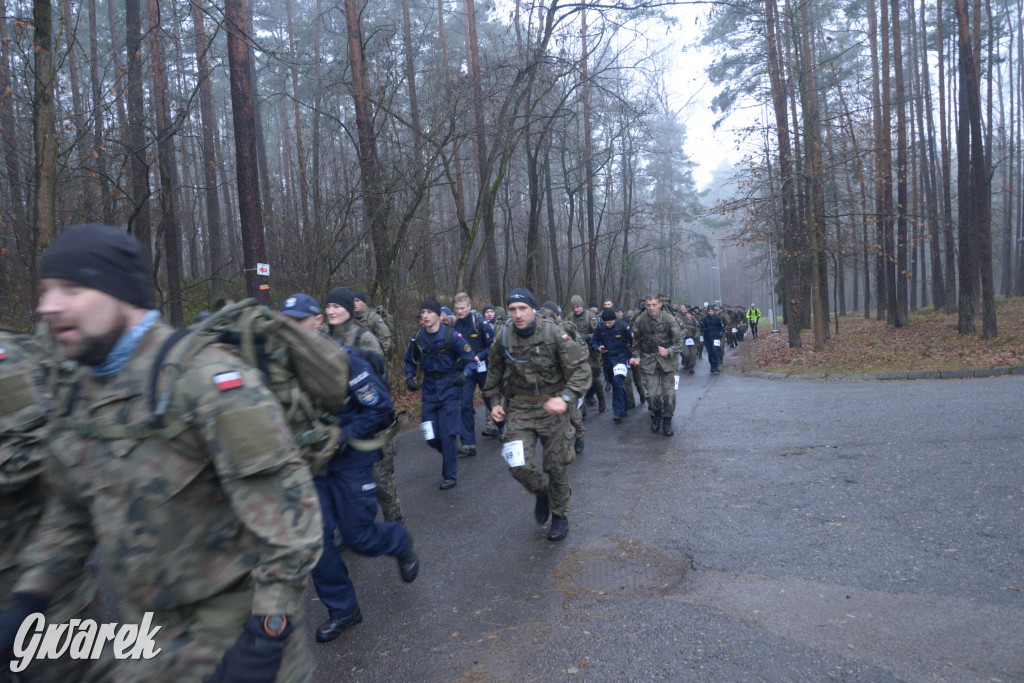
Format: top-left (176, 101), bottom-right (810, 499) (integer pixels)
top-left (369, 304), bottom-right (396, 358)
top-left (148, 299), bottom-right (357, 474)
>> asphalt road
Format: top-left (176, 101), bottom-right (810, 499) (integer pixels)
top-left (307, 339), bottom-right (1024, 682)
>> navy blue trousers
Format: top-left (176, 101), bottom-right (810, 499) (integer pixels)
top-left (423, 378), bottom-right (460, 481)
top-left (311, 448), bottom-right (410, 619)
top-left (459, 370), bottom-right (491, 446)
top-left (707, 338), bottom-right (721, 367)
top-left (602, 359), bottom-right (628, 417)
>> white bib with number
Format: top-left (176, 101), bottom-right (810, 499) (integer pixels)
top-left (713, 339), bottom-right (721, 347)
top-left (699, 336), bottom-right (704, 342)
top-left (732, 327), bottom-right (738, 334)
top-left (674, 375), bottom-right (680, 390)
top-left (685, 338), bottom-right (695, 346)
top-left (477, 360), bottom-right (487, 373)
top-left (577, 397), bottom-right (584, 410)
top-left (502, 440), bottom-right (526, 467)
top-left (420, 421), bottom-right (435, 441)
top-left (613, 363), bottom-right (628, 377)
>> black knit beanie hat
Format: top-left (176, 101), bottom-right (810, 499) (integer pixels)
top-left (507, 287), bottom-right (536, 309)
top-left (39, 224), bottom-right (154, 309)
top-left (420, 298), bottom-right (442, 315)
top-left (325, 286), bottom-right (355, 315)
top-left (601, 307), bottom-right (617, 321)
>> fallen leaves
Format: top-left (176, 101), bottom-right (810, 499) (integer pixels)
top-left (744, 299), bottom-right (1024, 375)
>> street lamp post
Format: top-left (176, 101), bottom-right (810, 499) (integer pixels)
top-left (767, 240), bottom-right (779, 333)
top-left (709, 265), bottom-right (722, 305)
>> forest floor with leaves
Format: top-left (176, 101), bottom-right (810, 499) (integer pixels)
top-left (744, 296), bottom-right (1024, 375)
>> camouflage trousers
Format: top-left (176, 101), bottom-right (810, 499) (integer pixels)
top-left (373, 440), bottom-right (403, 522)
top-left (679, 343), bottom-right (696, 370)
top-left (630, 366), bottom-right (646, 403)
top-left (585, 356), bottom-right (605, 410)
top-left (641, 368), bottom-right (677, 419)
top-left (569, 398), bottom-right (584, 439)
top-left (89, 592), bottom-right (312, 682)
top-left (503, 398), bottom-right (574, 516)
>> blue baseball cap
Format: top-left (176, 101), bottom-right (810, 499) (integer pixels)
top-left (281, 293), bottom-right (322, 318)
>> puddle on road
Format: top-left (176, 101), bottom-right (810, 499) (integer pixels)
top-left (554, 541), bottom-right (691, 597)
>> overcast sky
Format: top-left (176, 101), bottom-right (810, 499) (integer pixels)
top-left (662, 3), bottom-right (753, 191)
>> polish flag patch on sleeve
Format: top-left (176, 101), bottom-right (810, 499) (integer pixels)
top-left (214, 371), bottom-right (244, 391)
top-left (561, 334), bottom-right (570, 341)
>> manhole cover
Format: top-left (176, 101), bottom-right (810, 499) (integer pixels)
top-left (555, 543), bottom-right (689, 596)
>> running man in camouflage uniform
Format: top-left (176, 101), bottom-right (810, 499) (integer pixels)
top-left (0, 327), bottom-right (101, 681)
top-left (568, 294), bottom-right (605, 413)
top-left (352, 291), bottom-right (393, 357)
top-left (678, 311), bottom-right (699, 374)
top-left (630, 293), bottom-right (684, 437)
top-left (484, 288), bottom-right (590, 542)
top-left (539, 302), bottom-right (586, 454)
top-left (0, 225), bottom-right (323, 682)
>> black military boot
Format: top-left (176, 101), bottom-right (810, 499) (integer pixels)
top-left (547, 514), bottom-right (569, 541)
top-left (534, 494), bottom-right (550, 524)
top-left (574, 436), bottom-right (584, 453)
top-left (662, 419), bottom-right (674, 437)
top-left (315, 607), bottom-right (363, 642)
top-left (396, 544), bottom-right (419, 583)
top-left (650, 411), bottom-right (661, 433)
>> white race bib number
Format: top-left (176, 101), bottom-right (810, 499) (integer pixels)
top-left (613, 363), bottom-right (628, 377)
top-left (502, 440), bottom-right (526, 467)
top-left (699, 336), bottom-right (704, 342)
top-left (732, 327), bottom-right (738, 334)
top-left (477, 360), bottom-right (487, 372)
top-left (685, 338), bottom-right (695, 346)
top-left (713, 339), bottom-right (721, 347)
top-left (420, 421), bottom-right (435, 441)
top-left (674, 375), bottom-right (680, 390)
top-left (577, 397), bottom-right (584, 410)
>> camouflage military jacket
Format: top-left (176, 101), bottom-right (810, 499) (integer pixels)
top-left (1, 329), bottom-right (97, 627)
top-left (680, 317), bottom-right (699, 339)
top-left (1, 330), bottom-right (51, 581)
top-left (355, 309), bottom-right (392, 356)
top-left (483, 317), bottom-right (590, 402)
top-left (631, 309), bottom-right (684, 373)
top-left (333, 319), bottom-right (384, 357)
top-left (15, 322), bottom-right (323, 618)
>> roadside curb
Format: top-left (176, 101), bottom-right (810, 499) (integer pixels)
top-left (744, 365), bottom-right (1024, 381)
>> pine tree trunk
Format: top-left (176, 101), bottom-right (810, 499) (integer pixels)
top-left (343, 0), bottom-right (391, 300)
top-left (87, 0), bottom-right (111, 223)
top-left (225, 0), bottom-right (268, 304)
top-left (464, 0), bottom-right (501, 303)
top-left (32, 0), bottom-right (57, 287)
top-left (938, 0), bottom-right (958, 311)
top-left (764, 0), bottom-right (802, 347)
top-left (147, 0), bottom-right (183, 325)
top-left (190, 0), bottom-right (225, 300)
top-left (125, 0), bottom-right (151, 260)
top-left (891, 0), bottom-right (909, 326)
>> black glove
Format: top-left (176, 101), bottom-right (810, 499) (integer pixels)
top-left (452, 373), bottom-right (467, 387)
top-left (205, 614), bottom-right (292, 683)
top-left (406, 377), bottom-right (419, 392)
top-left (0, 592), bottom-right (47, 667)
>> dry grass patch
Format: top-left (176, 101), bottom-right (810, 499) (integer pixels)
top-left (744, 297), bottom-right (1024, 375)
